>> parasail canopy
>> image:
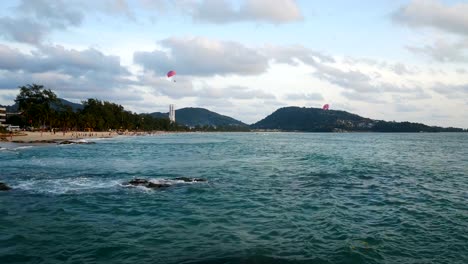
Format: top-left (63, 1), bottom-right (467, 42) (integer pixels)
top-left (322, 104), bottom-right (329, 110)
top-left (167, 70), bottom-right (176, 78)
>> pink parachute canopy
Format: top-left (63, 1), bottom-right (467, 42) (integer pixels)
top-left (322, 104), bottom-right (329, 110)
top-left (167, 70), bottom-right (176, 78)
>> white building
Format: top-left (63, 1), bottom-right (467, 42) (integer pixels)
top-left (0, 107), bottom-right (6, 125)
top-left (169, 104), bottom-right (175, 123)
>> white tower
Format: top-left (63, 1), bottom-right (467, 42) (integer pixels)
top-left (169, 104), bottom-right (175, 123)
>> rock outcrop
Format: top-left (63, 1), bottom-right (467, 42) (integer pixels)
top-left (123, 177), bottom-right (207, 189)
top-left (58, 140), bottom-right (96, 145)
top-left (124, 178), bottom-right (170, 189)
top-left (0, 182), bottom-right (11, 191)
top-left (174, 177), bottom-right (207, 182)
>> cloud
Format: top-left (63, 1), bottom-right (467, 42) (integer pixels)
top-left (406, 39), bottom-right (468, 63)
top-left (389, 62), bottom-right (415, 75)
top-left (343, 57), bottom-right (419, 75)
top-left (0, 44), bottom-right (129, 76)
top-left (134, 37), bottom-right (269, 76)
top-left (17, 0), bottom-right (84, 29)
top-left (186, 0), bottom-right (302, 24)
top-left (312, 63), bottom-right (379, 93)
top-left (340, 91), bottom-right (386, 104)
top-left (392, 0), bottom-right (468, 36)
top-left (394, 103), bottom-right (422, 113)
top-left (264, 44), bottom-right (335, 66)
top-left (137, 71), bottom-right (275, 100)
top-left (0, 43), bottom-right (134, 104)
top-left (432, 83), bottom-right (468, 98)
top-left (138, 73), bottom-right (197, 99)
top-left (199, 85), bottom-right (276, 100)
top-left (284, 92), bottom-right (323, 101)
top-left (0, 17), bottom-right (47, 44)
top-left (311, 61), bottom-right (431, 103)
top-left (0, 0), bottom-right (85, 44)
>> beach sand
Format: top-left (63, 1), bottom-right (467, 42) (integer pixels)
top-left (0, 131), bottom-right (117, 143)
top-left (1, 130), bottom-right (177, 143)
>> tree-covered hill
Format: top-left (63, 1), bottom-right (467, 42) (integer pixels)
top-left (250, 106), bottom-right (466, 132)
top-left (150, 107), bottom-right (248, 128)
top-left (1, 98), bottom-right (83, 112)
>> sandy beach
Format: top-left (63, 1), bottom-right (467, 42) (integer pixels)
top-left (0, 130), bottom-right (179, 143)
top-left (0, 131), bottom-right (117, 143)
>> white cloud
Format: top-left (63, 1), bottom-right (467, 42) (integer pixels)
top-left (0, 44), bottom-right (129, 76)
top-left (392, 0), bottom-right (468, 36)
top-left (284, 92), bottom-right (323, 101)
top-left (199, 85), bottom-right (276, 100)
top-left (406, 39), bottom-right (468, 63)
top-left (0, 17), bottom-right (47, 44)
top-left (432, 83), bottom-right (468, 98)
top-left (264, 44), bottom-right (334, 65)
top-left (134, 37), bottom-right (269, 76)
top-left (17, 0), bottom-right (84, 28)
top-left (0, 0), bottom-right (85, 44)
top-left (187, 0), bottom-right (302, 24)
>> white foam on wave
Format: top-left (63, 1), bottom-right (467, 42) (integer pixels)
top-left (14, 177), bottom-right (122, 194)
top-left (85, 137), bottom-right (109, 141)
top-left (11, 146), bottom-right (34, 150)
top-left (13, 176), bottom-right (207, 194)
top-left (148, 177), bottom-right (205, 185)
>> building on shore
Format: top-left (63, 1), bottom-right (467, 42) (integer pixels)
top-left (0, 107), bottom-right (6, 126)
top-left (169, 104), bottom-right (175, 123)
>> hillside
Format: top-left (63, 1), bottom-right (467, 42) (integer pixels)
top-left (149, 107), bottom-right (248, 128)
top-left (251, 107), bottom-right (466, 132)
top-left (1, 98), bottom-right (83, 112)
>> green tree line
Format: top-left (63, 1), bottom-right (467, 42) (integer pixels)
top-left (7, 84), bottom-right (188, 132)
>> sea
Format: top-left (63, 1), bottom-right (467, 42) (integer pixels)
top-left (0, 132), bottom-right (467, 264)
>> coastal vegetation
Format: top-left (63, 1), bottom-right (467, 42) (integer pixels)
top-left (2, 84), bottom-right (466, 133)
top-left (5, 84), bottom-right (187, 132)
top-left (150, 107), bottom-right (250, 131)
top-left (251, 106), bottom-right (467, 132)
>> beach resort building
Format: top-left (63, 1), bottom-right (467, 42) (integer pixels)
top-left (0, 107), bottom-right (6, 125)
top-left (169, 104), bottom-right (175, 123)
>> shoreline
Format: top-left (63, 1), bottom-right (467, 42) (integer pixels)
top-left (0, 131), bottom-right (171, 143)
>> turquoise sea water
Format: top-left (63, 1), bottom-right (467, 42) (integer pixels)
top-left (0, 132), bottom-right (467, 264)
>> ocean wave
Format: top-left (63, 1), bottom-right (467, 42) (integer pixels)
top-left (12, 176), bottom-right (207, 194)
top-left (13, 177), bottom-right (122, 194)
top-left (11, 146), bottom-right (34, 150)
top-left (121, 177), bottom-right (208, 191)
top-left (0, 145), bottom-right (35, 152)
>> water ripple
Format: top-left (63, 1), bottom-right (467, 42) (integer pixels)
top-left (1, 133), bottom-right (467, 263)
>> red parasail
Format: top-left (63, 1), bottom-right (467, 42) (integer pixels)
top-left (167, 70), bottom-right (176, 78)
top-left (322, 104), bottom-right (329, 110)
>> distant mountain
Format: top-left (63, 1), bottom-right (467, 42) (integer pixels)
top-left (149, 107), bottom-right (248, 128)
top-left (251, 106), bottom-right (466, 132)
top-left (0, 98), bottom-right (83, 112)
top-left (57, 99), bottom-right (83, 111)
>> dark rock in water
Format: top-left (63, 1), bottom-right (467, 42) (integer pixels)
top-left (0, 182), bottom-right (11, 191)
top-left (147, 182), bottom-right (171, 188)
top-left (124, 177), bottom-right (206, 190)
top-left (59, 140), bottom-right (96, 145)
top-left (125, 179), bottom-right (170, 188)
top-left (174, 177), bottom-right (207, 182)
top-left (127, 178), bottom-right (149, 185)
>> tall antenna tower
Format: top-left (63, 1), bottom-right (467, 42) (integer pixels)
top-left (169, 104), bottom-right (175, 123)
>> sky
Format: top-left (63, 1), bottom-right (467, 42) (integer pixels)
top-left (0, 0), bottom-right (467, 128)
